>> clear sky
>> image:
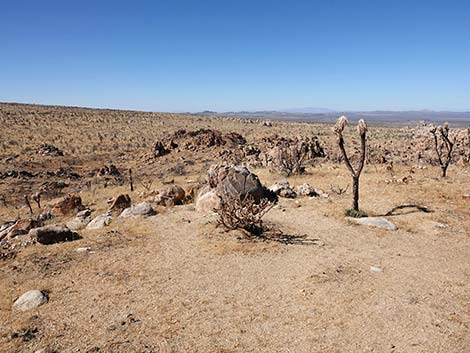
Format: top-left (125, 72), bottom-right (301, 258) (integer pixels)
top-left (1, 0), bottom-right (469, 112)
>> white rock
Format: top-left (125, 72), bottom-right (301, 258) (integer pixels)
top-left (370, 266), bottom-right (383, 273)
top-left (66, 217), bottom-right (91, 231)
top-left (76, 247), bottom-right (91, 253)
top-left (347, 217), bottom-right (397, 231)
top-left (119, 202), bottom-right (155, 217)
top-left (195, 187), bottom-right (221, 213)
top-left (13, 290), bottom-right (48, 311)
top-left (86, 214), bottom-right (113, 230)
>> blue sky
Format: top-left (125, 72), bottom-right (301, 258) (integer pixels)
top-left (1, 0), bottom-right (469, 112)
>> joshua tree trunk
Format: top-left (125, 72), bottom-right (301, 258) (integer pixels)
top-left (352, 176), bottom-right (359, 211)
top-left (441, 166), bottom-right (447, 178)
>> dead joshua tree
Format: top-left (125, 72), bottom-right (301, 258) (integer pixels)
top-left (24, 195), bottom-right (33, 215)
top-left (429, 122), bottom-right (454, 177)
top-left (333, 116), bottom-right (367, 213)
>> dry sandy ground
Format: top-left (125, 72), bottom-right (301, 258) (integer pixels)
top-left (1, 164), bottom-right (469, 353)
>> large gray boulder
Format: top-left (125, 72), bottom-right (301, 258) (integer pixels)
top-left (13, 290), bottom-right (48, 311)
top-left (208, 165), bottom-right (275, 203)
top-left (196, 164), bottom-right (277, 213)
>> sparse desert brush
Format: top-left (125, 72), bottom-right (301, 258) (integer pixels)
top-left (215, 193), bottom-right (275, 235)
top-left (334, 116), bottom-right (368, 213)
top-left (275, 142), bottom-right (308, 176)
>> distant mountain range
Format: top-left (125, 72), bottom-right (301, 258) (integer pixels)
top-left (193, 109), bottom-right (470, 127)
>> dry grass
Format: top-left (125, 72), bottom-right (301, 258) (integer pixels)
top-left (0, 103), bottom-right (469, 352)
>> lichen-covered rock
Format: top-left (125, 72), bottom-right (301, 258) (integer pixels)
top-left (209, 165), bottom-right (274, 203)
top-left (196, 165), bottom-right (276, 213)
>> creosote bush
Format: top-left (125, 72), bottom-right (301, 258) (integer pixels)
top-left (215, 193), bottom-right (275, 235)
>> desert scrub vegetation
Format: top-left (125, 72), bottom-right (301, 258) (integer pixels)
top-left (215, 193), bottom-right (275, 235)
top-left (334, 116), bottom-right (368, 214)
top-left (429, 122), bottom-right (454, 177)
top-left (274, 142), bottom-right (308, 176)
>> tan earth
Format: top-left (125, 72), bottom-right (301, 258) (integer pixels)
top-left (0, 103), bottom-right (469, 352)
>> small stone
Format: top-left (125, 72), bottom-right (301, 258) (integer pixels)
top-left (270, 180), bottom-right (296, 198)
top-left (76, 247), bottom-right (91, 253)
top-left (13, 290), bottom-right (48, 311)
top-left (370, 266), bottom-right (383, 273)
top-left (76, 209), bottom-right (92, 218)
top-left (430, 221), bottom-right (448, 229)
top-left (295, 183), bottom-right (318, 197)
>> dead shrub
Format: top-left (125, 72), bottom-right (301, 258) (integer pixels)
top-left (215, 193), bottom-right (275, 235)
top-left (272, 142), bottom-right (308, 176)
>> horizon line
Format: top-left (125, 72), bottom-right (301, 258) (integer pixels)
top-left (1, 100), bottom-right (470, 115)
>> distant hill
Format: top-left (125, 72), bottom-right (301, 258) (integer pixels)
top-left (194, 109), bottom-right (470, 127)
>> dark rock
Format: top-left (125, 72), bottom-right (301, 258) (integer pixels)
top-left (29, 225), bottom-right (80, 244)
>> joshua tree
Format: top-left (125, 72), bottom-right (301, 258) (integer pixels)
top-left (429, 122), bottom-right (454, 177)
top-left (334, 116), bottom-right (367, 213)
